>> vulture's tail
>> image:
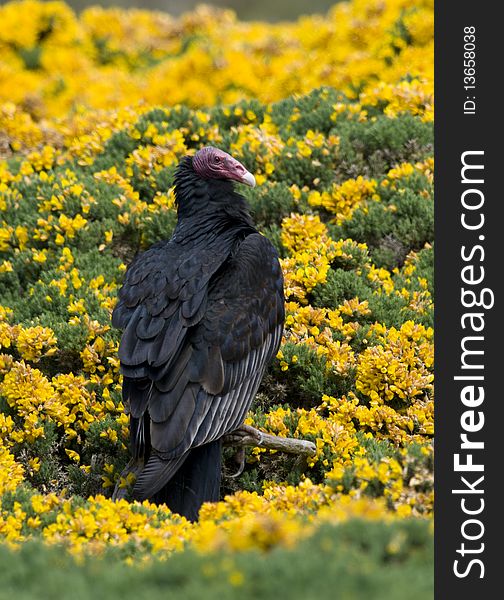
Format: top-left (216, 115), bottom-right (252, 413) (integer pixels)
top-left (133, 440), bottom-right (222, 522)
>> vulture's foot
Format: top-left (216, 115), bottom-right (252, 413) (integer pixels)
top-left (228, 447), bottom-right (246, 478)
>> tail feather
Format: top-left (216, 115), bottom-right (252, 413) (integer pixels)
top-left (130, 414), bottom-right (151, 461)
top-left (133, 453), bottom-right (188, 501)
top-left (140, 440), bottom-right (222, 522)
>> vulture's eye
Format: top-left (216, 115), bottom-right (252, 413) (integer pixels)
top-left (213, 155), bottom-right (221, 164)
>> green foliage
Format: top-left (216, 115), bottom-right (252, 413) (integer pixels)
top-left (312, 269), bottom-right (372, 308)
top-left (246, 182), bottom-right (304, 230)
top-left (271, 343), bottom-right (354, 408)
top-left (0, 519), bottom-right (433, 600)
top-left (333, 114), bottom-right (432, 180)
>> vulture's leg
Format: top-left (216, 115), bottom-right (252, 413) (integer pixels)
top-left (152, 439), bottom-right (223, 522)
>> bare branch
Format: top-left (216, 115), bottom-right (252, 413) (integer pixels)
top-left (223, 424), bottom-right (317, 457)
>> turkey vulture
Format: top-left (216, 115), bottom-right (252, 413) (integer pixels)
top-left (112, 146), bottom-right (285, 521)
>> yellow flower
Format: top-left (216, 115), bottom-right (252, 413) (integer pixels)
top-left (16, 326), bottom-right (58, 362)
top-left (65, 449), bottom-right (80, 463)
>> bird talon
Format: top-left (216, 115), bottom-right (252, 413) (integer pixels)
top-left (228, 448), bottom-right (246, 478)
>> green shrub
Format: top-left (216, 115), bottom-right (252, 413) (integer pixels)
top-left (0, 519), bottom-right (433, 600)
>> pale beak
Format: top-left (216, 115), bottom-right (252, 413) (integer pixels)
top-left (241, 171), bottom-right (256, 188)
top-left (227, 155), bottom-right (256, 187)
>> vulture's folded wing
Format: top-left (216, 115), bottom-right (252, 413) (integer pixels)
top-left (112, 233), bottom-right (235, 381)
top-left (133, 233), bottom-right (284, 499)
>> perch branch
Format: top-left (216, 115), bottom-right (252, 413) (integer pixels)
top-left (223, 424), bottom-right (317, 457)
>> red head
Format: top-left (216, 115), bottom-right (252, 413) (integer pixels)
top-left (192, 146), bottom-right (256, 187)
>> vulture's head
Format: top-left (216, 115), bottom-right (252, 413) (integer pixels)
top-left (192, 146), bottom-right (256, 188)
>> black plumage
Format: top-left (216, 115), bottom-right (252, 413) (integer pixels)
top-left (112, 148), bottom-right (285, 521)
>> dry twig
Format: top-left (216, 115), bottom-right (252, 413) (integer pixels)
top-left (223, 424), bottom-right (316, 456)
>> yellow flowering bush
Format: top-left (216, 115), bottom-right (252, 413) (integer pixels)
top-left (0, 445), bottom-right (24, 497)
top-left (308, 176), bottom-right (380, 224)
top-left (355, 321), bottom-right (434, 404)
top-left (15, 325), bottom-right (58, 362)
top-left (0, 0), bottom-right (433, 122)
top-left (0, 0), bottom-right (433, 567)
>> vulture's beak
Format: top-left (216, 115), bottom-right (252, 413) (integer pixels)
top-left (241, 171), bottom-right (256, 188)
top-left (227, 157), bottom-right (256, 188)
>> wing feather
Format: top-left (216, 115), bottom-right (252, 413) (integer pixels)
top-left (135, 315), bottom-right (165, 340)
top-left (115, 231), bottom-right (284, 498)
top-left (132, 453), bottom-right (188, 501)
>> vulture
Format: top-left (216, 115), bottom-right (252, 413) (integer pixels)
top-left (112, 146), bottom-right (285, 521)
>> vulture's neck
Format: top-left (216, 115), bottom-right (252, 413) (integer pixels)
top-left (173, 157), bottom-right (255, 236)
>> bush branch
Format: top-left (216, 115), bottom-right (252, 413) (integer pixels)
top-left (223, 424), bottom-right (317, 457)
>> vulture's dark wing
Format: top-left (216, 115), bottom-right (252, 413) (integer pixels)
top-left (112, 233), bottom-right (235, 464)
top-left (112, 232), bottom-right (235, 382)
top-left (131, 233), bottom-right (284, 500)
